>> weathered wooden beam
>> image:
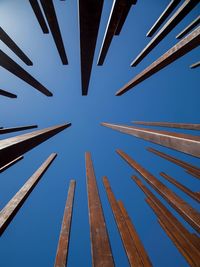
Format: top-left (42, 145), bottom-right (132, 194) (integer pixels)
top-left (0, 153), bottom-right (57, 235)
top-left (78, 0), bottom-right (104, 95)
top-left (97, 0), bottom-right (136, 66)
top-left (131, 0), bottom-right (199, 66)
top-left (176, 15), bottom-right (200, 39)
top-left (131, 175), bottom-right (200, 254)
top-left (0, 125), bottom-right (38, 134)
top-left (146, 0), bottom-right (181, 37)
top-left (40, 0), bottom-right (68, 65)
top-left (103, 176), bottom-right (143, 266)
top-left (160, 172), bottom-right (200, 203)
top-left (0, 156), bottom-right (24, 173)
top-left (0, 89), bottom-right (17, 98)
top-left (101, 122), bottom-right (200, 158)
top-left (132, 121), bottom-right (200, 130)
top-left (116, 149), bottom-right (200, 232)
top-left (85, 153), bottom-right (114, 267)
top-left (147, 147), bottom-right (200, 175)
top-left (190, 61), bottom-right (200, 69)
top-left (116, 26), bottom-right (200, 95)
top-left (0, 27), bottom-right (33, 66)
top-left (54, 180), bottom-right (76, 267)
top-left (0, 50), bottom-right (52, 96)
top-left (29, 0), bottom-right (49, 34)
top-left (0, 123), bottom-right (71, 169)
top-left (118, 200), bottom-right (152, 267)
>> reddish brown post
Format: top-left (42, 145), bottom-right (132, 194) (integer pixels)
top-left (0, 125), bottom-right (38, 134)
top-left (0, 153), bottom-right (57, 235)
top-left (85, 153), bottom-right (114, 267)
top-left (54, 180), bottom-right (76, 267)
top-left (186, 170), bottom-right (200, 180)
top-left (116, 149), bottom-right (200, 233)
top-left (132, 121), bottom-right (200, 130)
top-left (190, 61), bottom-right (200, 69)
top-left (0, 156), bottom-right (24, 173)
top-left (176, 15), bottom-right (200, 39)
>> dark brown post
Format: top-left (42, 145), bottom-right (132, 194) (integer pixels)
top-left (176, 15), bottom-right (200, 39)
top-left (132, 121), bottom-right (200, 130)
top-left (101, 122), bottom-right (200, 158)
top-left (29, 0), bottom-right (49, 33)
top-left (0, 27), bottom-right (32, 66)
top-left (186, 170), bottom-right (200, 180)
top-left (103, 176), bottom-right (143, 266)
top-left (54, 180), bottom-right (76, 267)
top-left (190, 61), bottom-right (200, 69)
top-left (85, 153), bottom-right (114, 267)
top-left (160, 172), bottom-right (200, 203)
top-left (131, 0), bottom-right (199, 66)
top-left (116, 26), bottom-right (200, 95)
top-left (146, 0), bottom-right (181, 37)
top-left (0, 123), bottom-right (71, 168)
top-left (0, 156), bottom-right (24, 173)
top-left (40, 0), bottom-right (68, 65)
top-left (116, 149), bottom-right (200, 232)
top-left (0, 89), bottom-right (17, 98)
top-left (97, 0), bottom-right (136, 65)
top-left (0, 153), bottom-right (57, 235)
top-left (0, 125), bottom-right (38, 134)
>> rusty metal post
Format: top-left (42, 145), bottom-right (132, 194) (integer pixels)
top-left (85, 153), bottom-right (114, 267)
top-left (116, 26), bottom-right (200, 95)
top-left (131, 175), bottom-right (200, 255)
top-left (176, 15), bottom-right (200, 39)
top-left (131, 0), bottom-right (199, 66)
top-left (103, 176), bottom-right (143, 266)
top-left (0, 156), bottom-right (24, 173)
top-left (54, 180), bottom-right (76, 267)
top-left (40, 0), bottom-right (68, 65)
top-left (186, 170), bottom-right (200, 179)
top-left (117, 200), bottom-right (152, 267)
top-left (146, 0), bottom-right (181, 37)
top-left (132, 121), bottom-right (200, 130)
top-left (160, 172), bottom-right (200, 203)
top-left (147, 147), bottom-right (200, 175)
top-left (97, 0), bottom-right (136, 65)
top-left (101, 122), bottom-right (200, 158)
top-left (78, 0), bottom-right (104, 95)
top-left (0, 50), bottom-right (52, 96)
top-left (0, 27), bottom-right (33, 66)
top-left (116, 149), bottom-right (200, 232)
top-left (0, 153), bottom-right (57, 235)
top-left (0, 123), bottom-right (71, 168)
top-left (190, 61), bottom-right (200, 69)
top-left (0, 125), bottom-right (38, 134)
top-left (0, 89), bottom-right (17, 98)
top-left (29, 0), bottom-right (49, 33)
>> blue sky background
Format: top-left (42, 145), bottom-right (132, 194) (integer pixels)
top-left (0, 0), bottom-right (199, 266)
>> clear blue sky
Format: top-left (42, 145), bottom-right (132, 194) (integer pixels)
top-left (0, 1), bottom-right (199, 266)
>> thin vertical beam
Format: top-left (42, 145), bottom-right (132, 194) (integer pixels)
top-left (0, 27), bottom-right (33, 66)
top-left (131, 0), bottom-right (199, 66)
top-left (54, 180), bottom-right (76, 267)
top-left (103, 176), bottom-right (143, 266)
top-left (0, 153), bottom-right (57, 235)
top-left (147, 147), bottom-right (200, 175)
top-left (116, 149), bottom-right (200, 232)
top-left (0, 125), bottom-right (38, 134)
top-left (160, 172), bottom-right (200, 203)
top-left (190, 61), bottom-right (200, 69)
top-left (40, 0), bottom-right (68, 65)
top-left (0, 123), bottom-right (71, 168)
top-left (117, 200), bottom-right (152, 267)
top-left (146, 0), bottom-right (181, 37)
top-left (131, 175), bottom-right (200, 253)
top-left (101, 122), bottom-right (200, 158)
top-left (78, 0), bottom-right (104, 95)
top-left (0, 89), bottom-right (17, 98)
top-left (29, 0), bottom-right (49, 34)
top-left (85, 153), bottom-right (114, 267)
top-left (116, 26), bottom-right (200, 95)
top-left (0, 50), bottom-right (52, 96)
top-left (97, 0), bottom-right (136, 66)
top-left (0, 156), bottom-right (24, 173)
top-left (176, 15), bottom-right (200, 39)
top-left (132, 121), bottom-right (200, 130)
